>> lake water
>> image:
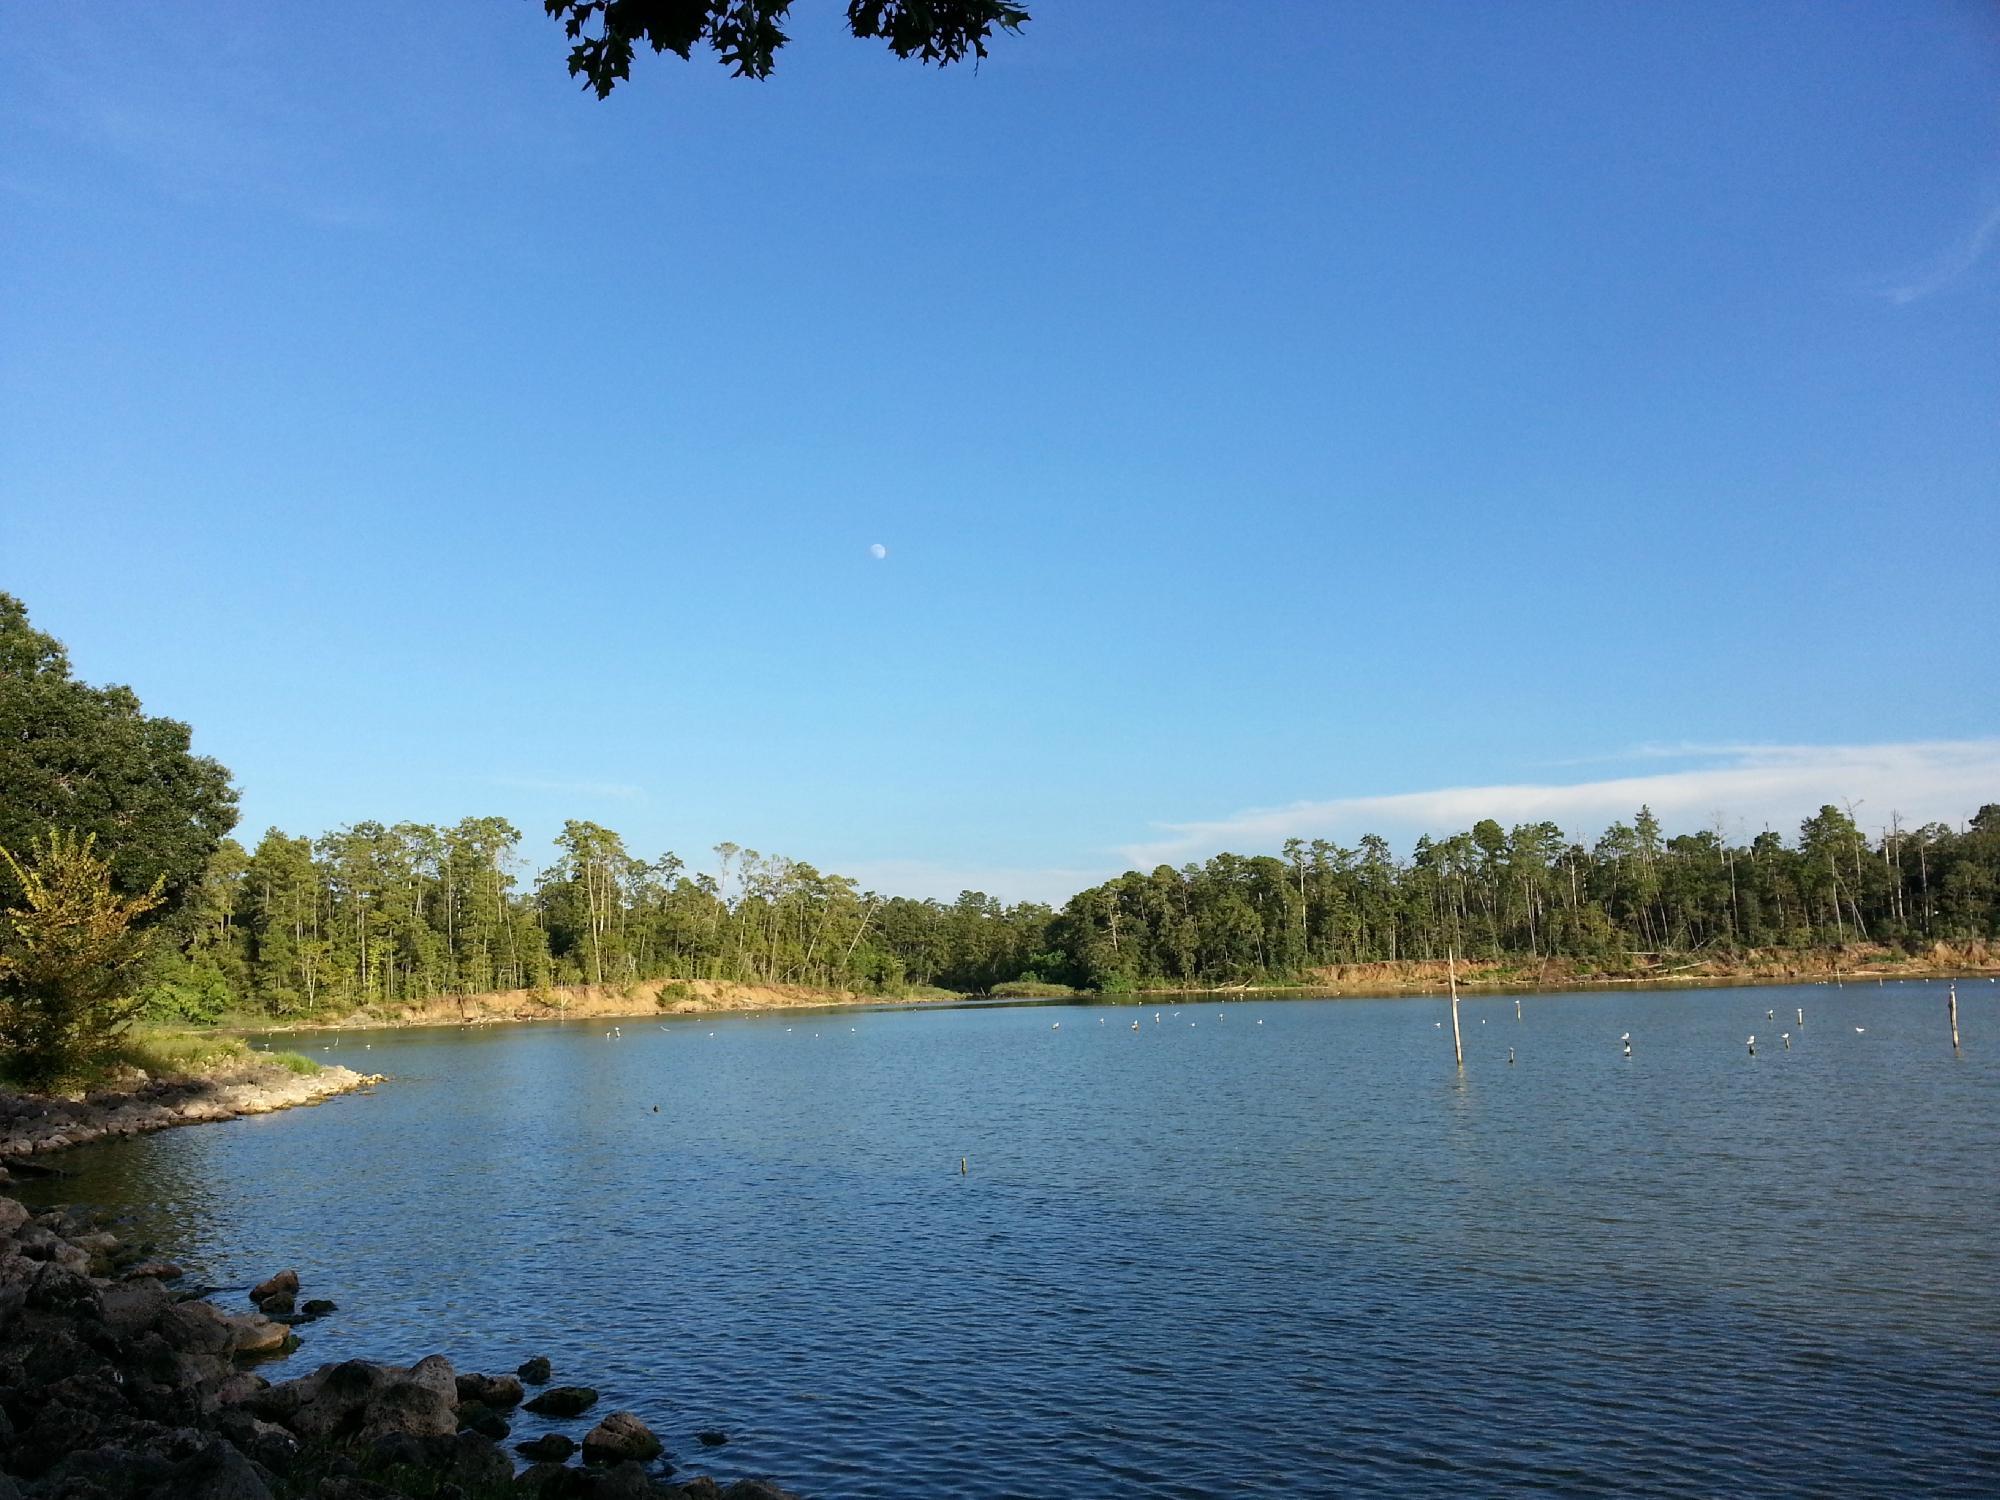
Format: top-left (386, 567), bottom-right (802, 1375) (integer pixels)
top-left (23, 983), bottom-right (2000, 1497)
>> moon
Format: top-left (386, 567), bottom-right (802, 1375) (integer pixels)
top-left (868, 543), bottom-right (888, 560)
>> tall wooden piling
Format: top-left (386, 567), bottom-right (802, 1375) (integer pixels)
top-left (1448, 950), bottom-right (1464, 1070)
top-left (1949, 983), bottom-right (1961, 1055)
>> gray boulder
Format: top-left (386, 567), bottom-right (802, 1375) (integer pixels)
top-left (582, 1410), bottom-right (663, 1464)
top-left (457, 1371), bottom-right (525, 1408)
top-left (247, 1271), bottom-right (297, 1304)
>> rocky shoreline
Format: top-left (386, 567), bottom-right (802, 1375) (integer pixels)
top-left (0, 1062), bottom-right (383, 1172)
top-left (0, 1193), bottom-right (801, 1498)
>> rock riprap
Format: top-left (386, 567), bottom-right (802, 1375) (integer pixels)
top-left (0, 1194), bottom-right (801, 1499)
top-left (0, 1065), bottom-right (383, 1168)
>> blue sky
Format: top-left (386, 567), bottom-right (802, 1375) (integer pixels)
top-left (3, 2), bottom-right (1997, 901)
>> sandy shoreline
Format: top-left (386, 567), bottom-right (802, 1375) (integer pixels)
top-left (239, 978), bottom-right (964, 1035)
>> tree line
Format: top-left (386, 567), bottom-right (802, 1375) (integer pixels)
top-left (1054, 807), bottom-right (2000, 992)
top-left (141, 818), bottom-right (1063, 1019)
top-left (4, 590), bottom-right (1999, 1048)
top-left (137, 797), bottom-right (2000, 1017)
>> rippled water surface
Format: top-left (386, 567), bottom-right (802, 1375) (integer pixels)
top-left (26, 984), bottom-right (2000, 1497)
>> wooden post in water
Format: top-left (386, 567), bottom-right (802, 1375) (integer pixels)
top-left (1948, 983), bottom-right (1960, 1055)
top-left (1515, 998), bottom-right (1522, 1021)
top-left (1448, 950), bottom-right (1464, 1070)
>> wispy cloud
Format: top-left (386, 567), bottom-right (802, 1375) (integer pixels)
top-left (486, 775), bottom-right (647, 802)
top-left (1119, 740), bottom-right (2000, 867)
top-left (1881, 202), bottom-right (2000, 305)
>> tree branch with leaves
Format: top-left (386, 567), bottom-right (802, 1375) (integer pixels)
top-left (542, 0), bottom-right (1030, 96)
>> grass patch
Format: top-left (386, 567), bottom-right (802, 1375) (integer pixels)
top-left (267, 1051), bottom-right (321, 1076)
top-left (988, 980), bottom-right (1079, 998)
top-left (115, 1029), bottom-right (250, 1077)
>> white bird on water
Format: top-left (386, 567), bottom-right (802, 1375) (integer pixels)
top-left (1621, 1032), bottom-right (1630, 1044)
top-left (1854, 1026), bottom-right (1866, 1033)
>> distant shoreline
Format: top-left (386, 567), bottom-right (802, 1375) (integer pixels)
top-left (238, 977), bottom-right (966, 1035)
top-left (229, 942), bottom-right (2000, 1037)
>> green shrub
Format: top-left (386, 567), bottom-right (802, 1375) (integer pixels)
top-left (0, 830), bottom-right (164, 1089)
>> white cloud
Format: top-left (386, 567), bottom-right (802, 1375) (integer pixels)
top-left (1119, 740), bottom-right (2000, 867)
top-left (1882, 202), bottom-right (2000, 305)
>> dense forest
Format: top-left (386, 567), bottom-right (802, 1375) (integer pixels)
top-left (4, 591), bottom-right (1998, 1025)
top-left (133, 801), bottom-right (2000, 1018)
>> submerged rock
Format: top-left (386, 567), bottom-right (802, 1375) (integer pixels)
top-left (514, 1431), bottom-right (577, 1462)
top-left (517, 1354), bottom-right (553, 1384)
top-left (522, 1384), bottom-right (597, 1417)
top-left (457, 1400), bottom-right (511, 1439)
